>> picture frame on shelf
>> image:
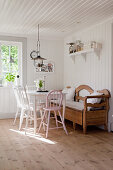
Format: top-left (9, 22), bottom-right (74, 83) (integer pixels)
top-left (36, 61), bottom-right (54, 73)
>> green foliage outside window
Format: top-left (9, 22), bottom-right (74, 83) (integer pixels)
top-left (1, 45), bottom-right (18, 83)
top-left (5, 73), bottom-right (15, 82)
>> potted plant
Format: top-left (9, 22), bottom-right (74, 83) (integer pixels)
top-left (5, 73), bottom-right (15, 86)
top-left (38, 80), bottom-right (43, 91)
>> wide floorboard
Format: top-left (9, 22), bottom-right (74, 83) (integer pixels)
top-left (0, 119), bottom-right (113, 170)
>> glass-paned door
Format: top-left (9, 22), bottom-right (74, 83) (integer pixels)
top-left (0, 41), bottom-right (22, 86)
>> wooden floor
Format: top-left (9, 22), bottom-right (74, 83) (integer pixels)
top-left (0, 119), bottom-right (113, 170)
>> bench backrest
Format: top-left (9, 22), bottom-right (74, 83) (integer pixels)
top-left (75, 85), bottom-right (110, 102)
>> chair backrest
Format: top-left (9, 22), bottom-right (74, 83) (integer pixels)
top-left (26, 85), bottom-right (37, 104)
top-left (13, 87), bottom-right (22, 108)
top-left (46, 90), bottom-right (63, 109)
top-left (18, 87), bottom-right (30, 109)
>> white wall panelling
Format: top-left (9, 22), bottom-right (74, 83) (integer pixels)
top-left (64, 21), bottom-right (111, 89)
top-left (0, 87), bottom-right (16, 119)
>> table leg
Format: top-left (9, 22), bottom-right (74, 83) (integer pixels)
top-left (62, 94), bottom-right (66, 122)
top-left (34, 96), bottom-right (37, 134)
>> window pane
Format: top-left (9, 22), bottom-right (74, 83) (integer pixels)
top-left (1, 44), bottom-right (19, 83)
top-left (11, 46), bottom-right (18, 59)
top-left (1, 45), bottom-right (9, 56)
top-left (1, 45), bottom-right (10, 75)
top-left (10, 46), bottom-right (18, 73)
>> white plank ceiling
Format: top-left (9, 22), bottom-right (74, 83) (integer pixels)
top-left (0, 0), bottom-right (113, 37)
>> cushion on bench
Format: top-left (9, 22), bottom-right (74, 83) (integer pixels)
top-left (66, 101), bottom-right (84, 111)
top-left (62, 87), bottom-right (75, 101)
top-left (87, 91), bottom-right (103, 104)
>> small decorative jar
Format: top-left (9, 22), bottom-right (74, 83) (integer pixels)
top-left (91, 41), bottom-right (96, 48)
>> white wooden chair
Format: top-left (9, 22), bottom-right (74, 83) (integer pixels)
top-left (19, 86), bottom-right (45, 134)
top-left (13, 87), bottom-right (22, 125)
top-left (18, 87), bottom-right (32, 131)
top-left (25, 85), bottom-right (37, 125)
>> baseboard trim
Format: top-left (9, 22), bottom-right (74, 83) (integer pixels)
top-left (0, 113), bottom-right (15, 119)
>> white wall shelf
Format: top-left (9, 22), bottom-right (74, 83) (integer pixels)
top-left (69, 48), bottom-right (101, 62)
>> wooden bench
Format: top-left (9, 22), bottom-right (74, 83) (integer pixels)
top-left (63, 85), bottom-right (110, 134)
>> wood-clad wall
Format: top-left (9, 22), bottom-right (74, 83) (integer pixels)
top-left (0, 87), bottom-right (16, 118)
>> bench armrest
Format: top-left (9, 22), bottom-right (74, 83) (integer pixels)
top-left (85, 95), bottom-right (109, 99)
top-left (84, 95), bottom-right (109, 110)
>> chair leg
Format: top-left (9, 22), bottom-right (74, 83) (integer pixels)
top-left (28, 110), bottom-right (33, 125)
top-left (13, 107), bottom-right (19, 125)
top-left (19, 109), bottom-right (25, 130)
top-left (40, 109), bottom-right (43, 118)
top-left (54, 111), bottom-right (58, 128)
top-left (46, 111), bottom-right (50, 138)
top-left (38, 110), bottom-right (46, 133)
top-left (58, 110), bottom-right (68, 135)
top-left (25, 111), bottom-right (30, 135)
top-left (40, 109), bottom-right (45, 131)
top-left (25, 117), bottom-right (28, 135)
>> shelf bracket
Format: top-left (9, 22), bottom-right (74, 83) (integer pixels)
top-left (69, 47), bottom-right (102, 62)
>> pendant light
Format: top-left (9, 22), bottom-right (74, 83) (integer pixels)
top-left (30, 24), bottom-right (46, 67)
